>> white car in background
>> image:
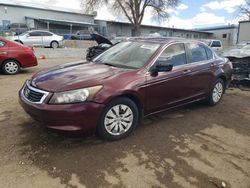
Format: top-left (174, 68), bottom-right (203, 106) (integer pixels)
top-left (10, 30), bottom-right (64, 48)
top-left (208, 40), bottom-right (223, 51)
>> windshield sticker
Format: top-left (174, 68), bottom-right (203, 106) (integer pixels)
top-left (140, 45), bottom-right (159, 50)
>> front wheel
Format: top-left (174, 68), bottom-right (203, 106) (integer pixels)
top-left (207, 78), bottom-right (225, 106)
top-left (97, 97), bottom-right (139, 140)
top-left (51, 41), bottom-right (59, 48)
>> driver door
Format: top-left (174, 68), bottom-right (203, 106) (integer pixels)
top-left (145, 43), bottom-right (194, 113)
top-left (24, 31), bottom-right (42, 46)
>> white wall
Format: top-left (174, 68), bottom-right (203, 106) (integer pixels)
top-left (0, 5), bottom-right (94, 25)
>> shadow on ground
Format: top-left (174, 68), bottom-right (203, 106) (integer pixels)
top-left (16, 94), bottom-right (250, 188)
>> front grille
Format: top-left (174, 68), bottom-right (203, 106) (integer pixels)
top-left (22, 81), bottom-right (49, 103)
top-left (23, 86), bottom-right (44, 102)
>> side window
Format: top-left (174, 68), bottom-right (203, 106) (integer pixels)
top-left (205, 46), bottom-right (214, 60)
top-left (158, 43), bottom-right (187, 67)
top-left (29, 32), bottom-right (41, 36)
top-left (211, 41), bottom-right (221, 47)
top-left (40, 32), bottom-right (53, 36)
top-left (186, 43), bottom-right (208, 63)
top-left (0, 41), bottom-right (5, 47)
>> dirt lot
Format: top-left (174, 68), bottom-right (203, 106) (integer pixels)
top-left (0, 58), bottom-right (250, 188)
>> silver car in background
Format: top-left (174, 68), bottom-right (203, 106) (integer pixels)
top-left (10, 30), bottom-right (64, 48)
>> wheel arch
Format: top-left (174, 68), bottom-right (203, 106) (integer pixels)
top-left (2, 58), bottom-right (22, 68)
top-left (50, 40), bottom-right (59, 47)
top-left (106, 93), bottom-right (144, 121)
top-left (217, 74), bottom-right (227, 91)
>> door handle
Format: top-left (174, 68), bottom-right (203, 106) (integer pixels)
top-left (183, 69), bottom-right (191, 74)
top-left (0, 51), bottom-right (7, 55)
top-left (210, 63), bottom-right (216, 67)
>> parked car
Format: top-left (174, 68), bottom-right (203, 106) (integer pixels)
top-left (86, 34), bottom-right (126, 60)
top-left (223, 44), bottom-right (250, 86)
top-left (19, 38), bottom-right (232, 140)
top-left (208, 40), bottom-right (223, 51)
top-left (8, 23), bottom-right (29, 35)
top-left (0, 37), bottom-right (37, 75)
top-left (9, 30), bottom-right (64, 48)
top-left (71, 30), bottom-right (93, 40)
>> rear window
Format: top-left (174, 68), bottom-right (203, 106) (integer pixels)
top-left (40, 32), bottom-right (53, 36)
top-left (29, 32), bottom-right (41, 36)
top-left (211, 41), bottom-right (221, 47)
top-left (186, 43), bottom-right (208, 63)
top-left (205, 46), bottom-right (214, 60)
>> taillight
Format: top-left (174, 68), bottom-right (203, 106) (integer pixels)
top-left (27, 46), bottom-right (34, 51)
top-left (24, 46), bottom-right (35, 55)
top-left (228, 61), bottom-right (233, 69)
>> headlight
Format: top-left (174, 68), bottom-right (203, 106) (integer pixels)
top-left (49, 85), bottom-right (103, 104)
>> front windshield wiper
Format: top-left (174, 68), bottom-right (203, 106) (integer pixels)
top-left (103, 63), bottom-right (136, 69)
top-left (103, 63), bottom-right (119, 67)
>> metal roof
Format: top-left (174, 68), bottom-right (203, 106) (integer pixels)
top-left (26, 17), bottom-right (97, 26)
top-left (0, 0), bottom-right (94, 16)
top-left (197, 25), bottom-right (238, 31)
top-left (96, 20), bottom-right (213, 34)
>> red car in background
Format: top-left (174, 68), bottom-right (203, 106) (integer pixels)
top-left (0, 37), bottom-right (37, 75)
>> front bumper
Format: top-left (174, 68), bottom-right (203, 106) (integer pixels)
top-left (19, 83), bottom-right (105, 135)
top-left (58, 40), bottom-right (65, 47)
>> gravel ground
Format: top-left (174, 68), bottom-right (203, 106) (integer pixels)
top-left (0, 58), bottom-right (250, 188)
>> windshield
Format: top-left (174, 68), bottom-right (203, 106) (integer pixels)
top-left (93, 41), bottom-right (160, 69)
top-left (19, 31), bottom-right (29, 36)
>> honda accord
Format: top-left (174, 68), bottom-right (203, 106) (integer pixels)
top-left (19, 38), bottom-right (232, 140)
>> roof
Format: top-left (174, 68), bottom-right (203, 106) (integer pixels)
top-left (25, 17), bottom-right (97, 26)
top-left (239, 20), bottom-right (250, 24)
top-left (197, 25), bottom-right (238, 31)
top-left (0, 0), bottom-right (95, 16)
top-left (95, 19), bottom-right (213, 34)
top-left (128, 37), bottom-right (203, 44)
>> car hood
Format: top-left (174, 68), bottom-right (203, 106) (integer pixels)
top-left (223, 48), bottom-right (250, 58)
top-left (31, 61), bottom-right (126, 92)
top-left (91, 33), bottom-right (113, 45)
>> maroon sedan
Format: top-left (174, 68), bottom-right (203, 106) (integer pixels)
top-left (0, 37), bottom-right (37, 74)
top-left (19, 38), bottom-right (232, 140)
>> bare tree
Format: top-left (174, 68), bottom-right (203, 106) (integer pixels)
top-left (239, 0), bottom-right (250, 20)
top-left (84, 0), bottom-right (180, 36)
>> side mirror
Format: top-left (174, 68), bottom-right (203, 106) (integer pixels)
top-left (26, 34), bottom-right (30, 37)
top-left (150, 60), bottom-right (173, 75)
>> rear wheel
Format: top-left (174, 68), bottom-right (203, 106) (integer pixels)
top-left (51, 41), bottom-right (59, 48)
top-left (207, 78), bottom-right (225, 106)
top-left (2, 60), bottom-right (20, 75)
top-left (97, 97), bottom-right (139, 140)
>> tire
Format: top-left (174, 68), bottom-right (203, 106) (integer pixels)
top-left (2, 60), bottom-right (20, 75)
top-left (51, 41), bottom-right (59, 48)
top-left (207, 78), bottom-right (225, 106)
top-left (97, 97), bottom-right (139, 140)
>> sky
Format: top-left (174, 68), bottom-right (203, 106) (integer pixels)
top-left (9, 0), bottom-right (248, 29)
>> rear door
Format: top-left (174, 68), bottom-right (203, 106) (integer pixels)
top-left (184, 43), bottom-right (216, 97)
top-left (40, 31), bottom-right (53, 46)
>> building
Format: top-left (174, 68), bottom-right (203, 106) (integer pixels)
top-left (198, 25), bottom-right (238, 48)
top-left (95, 20), bottom-right (213, 39)
top-left (237, 20), bottom-right (250, 44)
top-left (0, 1), bottom-right (96, 34)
